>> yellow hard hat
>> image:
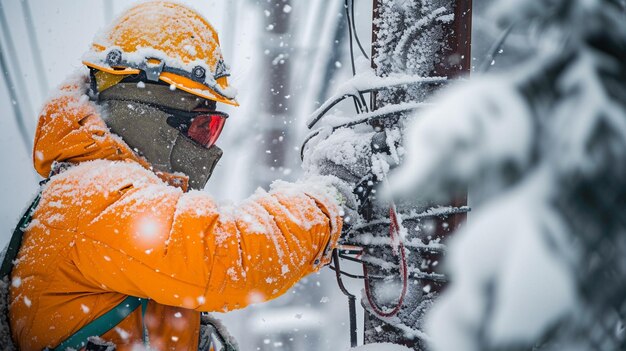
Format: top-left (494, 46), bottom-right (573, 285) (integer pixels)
top-left (82, 1), bottom-right (238, 106)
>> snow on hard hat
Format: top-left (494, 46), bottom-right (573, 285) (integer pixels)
top-left (82, 1), bottom-right (238, 106)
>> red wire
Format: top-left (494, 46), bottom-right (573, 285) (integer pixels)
top-left (363, 205), bottom-right (408, 318)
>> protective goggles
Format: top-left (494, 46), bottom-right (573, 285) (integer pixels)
top-left (163, 107), bottom-right (228, 148)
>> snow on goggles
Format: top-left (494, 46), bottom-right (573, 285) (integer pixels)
top-left (164, 108), bottom-right (228, 148)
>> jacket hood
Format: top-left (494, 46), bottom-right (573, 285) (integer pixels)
top-left (33, 71), bottom-right (188, 189)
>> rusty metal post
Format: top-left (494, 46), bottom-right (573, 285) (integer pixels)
top-left (363, 0), bottom-right (472, 349)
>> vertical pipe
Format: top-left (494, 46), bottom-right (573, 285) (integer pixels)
top-left (316, 0), bottom-right (347, 103)
top-left (0, 39), bottom-right (31, 154)
top-left (365, 0), bottom-right (472, 349)
top-left (295, 0), bottom-right (344, 130)
top-left (0, 0), bottom-right (34, 147)
top-left (348, 296), bottom-right (357, 347)
top-left (257, 0), bottom-right (293, 188)
top-left (20, 0), bottom-right (48, 98)
top-left (427, 0), bottom-right (472, 294)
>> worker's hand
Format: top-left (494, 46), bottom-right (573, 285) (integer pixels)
top-left (327, 176), bottom-right (360, 226)
top-left (302, 127), bottom-right (382, 226)
top-left (302, 127), bottom-right (375, 185)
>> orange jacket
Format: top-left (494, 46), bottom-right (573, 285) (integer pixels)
top-left (9, 73), bottom-right (342, 350)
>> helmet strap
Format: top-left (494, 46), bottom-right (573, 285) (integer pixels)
top-left (88, 69), bottom-right (99, 100)
top-left (143, 58), bottom-right (165, 82)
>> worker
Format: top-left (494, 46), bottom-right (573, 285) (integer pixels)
top-left (4, 2), bottom-right (357, 350)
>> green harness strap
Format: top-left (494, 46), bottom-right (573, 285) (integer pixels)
top-left (0, 193), bottom-right (42, 277)
top-left (2, 192), bottom-right (150, 351)
top-left (51, 296), bottom-right (148, 351)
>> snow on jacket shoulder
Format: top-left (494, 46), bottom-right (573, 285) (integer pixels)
top-left (10, 72), bottom-right (342, 350)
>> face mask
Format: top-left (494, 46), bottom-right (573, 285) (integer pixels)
top-left (170, 133), bottom-right (223, 190)
top-left (101, 98), bottom-right (223, 190)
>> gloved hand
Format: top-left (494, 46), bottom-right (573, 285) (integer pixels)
top-left (303, 127), bottom-right (374, 179)
top-left (302, 127), bottom-right (379, 226)
top-left (326, 176), bottom-right (360, 226)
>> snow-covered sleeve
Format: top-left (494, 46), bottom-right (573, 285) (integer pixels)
top-left (70, 165), bottom-right (342, 312)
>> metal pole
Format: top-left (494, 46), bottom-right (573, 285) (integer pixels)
top-left (316, 1), bottom-right (347, 104)
top-left (21, 0), bottom-right (49, 97)
top-left (0, 39), bottom-right (31, 155)
top-left (257, 0), bottom-right (293, 188)
top-left (0, 0), bottom-right (34, 151)
top-left (364, 0), bottom-right (472, 349)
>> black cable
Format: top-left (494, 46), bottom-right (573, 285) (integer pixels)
top-left (332, 250), bottom-right (358, 347)
top-left (329, 264), bottom-right (367, 279)
top-left (338, 253), bottom-right (366, 264)
top-left (478, 22), bottom-right (516, 73)
top-left (348, 0), bottom-right (370, 111)
top-left (348, 294), bottom-right (357, 347)
top-left (344, 0), bottom-right (364, 114)
top-left (350, 0), bottom-right (369, 59)
top-left (344, 0), bottom-right (357, 76)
